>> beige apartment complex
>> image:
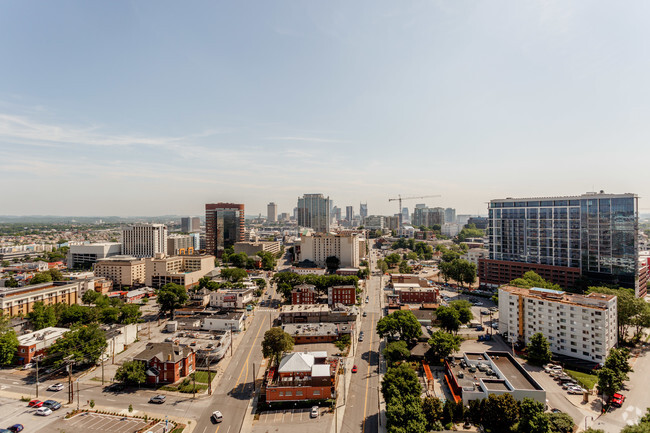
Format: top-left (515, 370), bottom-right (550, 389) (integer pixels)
top-left (94, 256), bottom-right (146, 287)
top-left (145, 253), bottom-right (215, 289)
top-left (0, 281), bottom-right (82, 317)
top-left (298, 232), bottom-right (360, 268)
top-left (234, 241), bottom-right (281, 256)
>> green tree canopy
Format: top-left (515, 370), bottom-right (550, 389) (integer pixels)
top-left (449, 299), bottom-right (474, 324)
top-left (428, 330), bottom-right (461, 361)
top-left (59, 304), bottom-right (99, 326)
top-left (386, 394), bottom-right (427, 433)
top-left (0, 317), bottom-right (19, 365)
top-left (510, 271), bottom-right (561, 291)
top-left (156, 283), bottom-right (189, 317)
top-left (376, 310), bottom-right (422, 342)
top-left (221, 267), bottom-right (248, 282)
top-left (526, 333), bottom-right (553, 366)
top-left (482, 393), bottom-right (520, 432)
top-left (383, 340), bottom-right (411, 367)
top-left (435, 305), bottom-right (461, 334)
top-left (256, 251), bottom-right (277, 271)
top-left (421, 396), bottom-right (444, 432)
top-left (381, 363), bottom-right (420, 403)
top-left (82, 289), bottom-right (100, 305)
top-left (114, 360), bottom-right (146, 385)
top-left (604, 347), bottom-right (632, 381)
top-left (119, 303), bottom-right (142, 324)
top-left (29, 271), bottom-right (52, 285)
top-left (518, 397), bottom-right (546, 433)
top-left (385, 253), bottom-right (401, 267)
top-left (547, 412), bottom-right (574, 433)
top-left (589, 286), bottom-right (646, 341)
top-left (27, 301), bottom-right (57, 330)
top-left (47, 323), bottom-right (107, 366)
top-left (261, 327), bottom-right (294, 366)
top-left (5, 277), bottom-right (18, 288)
top-left (597, 367), bottom-right (623, 397)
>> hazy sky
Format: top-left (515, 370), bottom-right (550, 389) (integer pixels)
top-left (1, 1), bottom-right (649, 217)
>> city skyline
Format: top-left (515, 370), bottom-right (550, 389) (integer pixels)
top-left (2, 1), bottom-right (650, 216)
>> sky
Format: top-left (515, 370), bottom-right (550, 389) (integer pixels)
top-left (1, 0), bottom-right (649, 217)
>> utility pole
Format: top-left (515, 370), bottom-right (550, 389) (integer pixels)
top-left (192, 369), bottom-right (196, 399)
top-left (76, 379), bottom-right (80, 410)
top-left (207, 358), bottom-right (212, 395)
top-left (68, 364), bottom-right (73, 404)
top-left (34, 356), bottom-right (40, 398)
top-left (230, 324), bottom-right (233, 357)
top-left (101, 356), bottom-right (105, 385)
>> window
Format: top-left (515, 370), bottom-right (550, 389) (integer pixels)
top-left (313, 390), bottom-right (320, 396)
top-left (296, 391), bottom-right (303, 396)
top-left (286, 391), bottom-right (292, 396)
top-left (279, 392), bottom-right (284, 397)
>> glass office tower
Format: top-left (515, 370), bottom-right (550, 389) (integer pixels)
top-left (482, 192), bottom-right (640, 295)
top-left (297, 194), bottom-right (331, 233)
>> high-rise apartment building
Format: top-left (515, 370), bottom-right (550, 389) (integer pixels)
top-left (445, 208), bottom-right (456, 225)
top-left (332, 206), bottom-right (342, 223)
top-left (345, 206), bottom-right (353, 222)
top-left (205, 203), bottom-right (246, 257)
top-left (298, 232), bottom-right (360, 268)
top-left (297, 194), bottom-right (331, 233)
top-left (412, 207), bottom-right (445, 228)
top-left (401, 207), bottom-right (410, 224)
top-left (499, 285), bottom-right (617, 363)
top-left (167, 234), bottom-right (195, 255)
top-left (267, 202), bottom-right (278, 223)
top-left (122, 224), bottom-right (168, 258)
top-left (181, 217), bottom-right (200, 233)
top-left (360, 203), bottom-right (368, 220)
top-left (481, 192), bottom-right (642, 296)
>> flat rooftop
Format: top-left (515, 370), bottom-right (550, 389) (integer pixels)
top-left (449, 351), bottom-right (541, 392)
top-left (489, 353), bottom-right (538, 390)
top-left (500, 285), bottom-right (615, 309)
top-left (18, 327), bottom-right (69, 346)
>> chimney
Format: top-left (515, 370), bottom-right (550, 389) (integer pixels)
top-left (167, 354), bottom-right (172, 361)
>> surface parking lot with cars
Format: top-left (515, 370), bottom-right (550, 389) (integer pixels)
top-left (59, 412), bottom-right (170, 433)
top-left (0, 397), bottom-right (66, 432)
top-left (254, 407), bottom-right (331, 433)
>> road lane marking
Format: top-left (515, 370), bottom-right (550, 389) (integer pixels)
top-left (215, 425), bottom-right (220, 433)
top-left (234, 319), bottom-right (265, 388)
top-left (362, 313), bottom-right (375, 433)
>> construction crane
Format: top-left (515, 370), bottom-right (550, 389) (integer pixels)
top-left (388, 194), bottom-right (442, 222)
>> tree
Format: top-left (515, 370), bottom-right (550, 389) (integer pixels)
top-left (100, 306), bottom-right (120, 324)
top-left (582, 429), bottom-right (605, 433)
top-left (383, 341), bottom-right (411, 367)
top-left (526, 333), bottom-right (552, 366)
top-left (632, 302), bottom-right (650, 337)
top-left (529, 412), bottom-right (551, 433)
top-left (325, 256), bottom-right (340, 274)
top-left (597, 367), bottom-right (623, 398)
top-left (82, 289), bottom-right (100, 305)
top-left (510, 271), bottom-right (561, 291)
top-left (5, 277), bottom-right (18, 288)
top-left (589, 286), bottom-right (643, 340)
top-left (604, 347), bottom-right (632, 381)
top-left (59, 304), bottom-right (98, 326)
top-left (261, 327), bottom-right (294, 366)
top-left (386, 394), bottom-right (428, 433)
top-left (449, 300), bottom-right (473, 324)
top-left (457, 224), bottom-right (485, 242)
top-left (428, 331), bottom-right (461, 361)
top-left (547, 412), bottom-right (574, 433)
top-left (421, 396), bottom-right (444, 431)
top-left (119, 303), bottom-right (142, 324)
top-left (435, 306), bottom-right (461, 334)
top-left (385, 253), bottom-right (401, 268)
top-left (377, 259), bottom-right (389, 274)
top-left (518, 397), bottom-right (546, 433)
top-left (228, 252), bottom-right (249, 268)
top-left (28, 301), bottom-right (57, 330)
top-left (220, 267), bottom-right (248, 283)
top-left (29, 272), bottom-right (52, 285)
top-left (376, 310), bottom-right (422, 342)
top-left (48, 269), bottom-right (64, 281)
top-left (398, 260), bottom-right (413, 274)
top-left (257, 251), bottom-right (277, 271)
top-left (253, 278), bottom-right (267, 290)
top-left (381, 363), bottom-right (420, 402)
top-left (481, 394), bottom-right (520, 432)
top-left (47, 324), bottom-right (107, 366)
top-left (114, 360), bottom-right (146, 385)
top-left (621, 426), bottom-right (650, 433)
top-left (0, 317), bottom-right (19, 365)
top-left (156, 283), bottom-right (189, 317)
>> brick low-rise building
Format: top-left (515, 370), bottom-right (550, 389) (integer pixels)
top-left (327, 285), bottom-right (357, 306)
top-left (264, 352), bottom-right (339, 402)
top-left (396, 287), bottom-right (439, 304)
top-left (133, 342), bottom-right (196, 384)
top-left (292, 284), bottom-right (316, 305)
top-left (16, 327), bottom-right (69, 365)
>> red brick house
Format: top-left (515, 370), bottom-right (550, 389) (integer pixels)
top-left (327, 285), bottom-right (357, 306)
top-left (397, 287), bottom-right (439, 304)
top-left (291, 284), bottom-right (316, 305)
top-left (264, 352), bottom-right (338, 402)
top-left (133, 342), bottom-right (195, 384)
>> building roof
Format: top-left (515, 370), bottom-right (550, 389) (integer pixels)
top-left (312, 364), bottom-right (330, 377)
top-left (500, 285), bottom-right (616, 308)
top-left (17, 327), bottom-right (68, 346)
top-left (133, 342), bottom-right (193, 363)
top-left (278, 352), bottom-right (314, 373)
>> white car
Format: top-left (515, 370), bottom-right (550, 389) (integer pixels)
top-left (36, 407), bottom-right (53, 416)
top-left (567, 386), bottom-right (585, 395)
top-left (47, 383), bottom-right (64, 392)
top-left (212, 410), bottom-right (223, 423)
top-left (310, 406), bottom-right (319, 418)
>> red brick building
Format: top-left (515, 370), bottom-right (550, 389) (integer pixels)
top-left (264, 352), bottom-right (338, 402)
top-left (396, 287), bottom-right (439, 304)
top-left (327, 285), bottom-right (357, 306)
top-left (291, 284), bottom-right (316, 305)
top-left (133, 342), bottom-right (195, 384)
top-left (478, 258), bottom-right (581, 289)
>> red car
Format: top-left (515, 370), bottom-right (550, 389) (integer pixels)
top-left (28, 399), bottom-right (43, 408)
top-left (611, 393), bottom-right (626, 407)
top-left (352, 365), bottom-right (358, 373)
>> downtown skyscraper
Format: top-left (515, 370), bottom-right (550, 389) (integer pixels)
top-left (205, 203), bottom-right (245, 257)
top-left (297, 193), bottom-right (331, 233)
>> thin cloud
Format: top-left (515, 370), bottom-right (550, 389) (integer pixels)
top-left (265, 136), bottom-right (353, 144)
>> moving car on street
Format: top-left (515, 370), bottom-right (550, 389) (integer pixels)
top-left (149, 395), bottom-right (166, 404)
top-left (212, 410), bottom-right (223, 423)
top-left (47, 383), bottom-right (64, 392)
top-left (35, 407), bottom-right (52, 416)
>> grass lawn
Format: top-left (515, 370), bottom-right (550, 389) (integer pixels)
top-left (191, 371), bottom-right (216, 384)
top-left (565, 369), bottom-right (598, 390)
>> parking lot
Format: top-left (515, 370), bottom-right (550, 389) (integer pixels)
top-left (0, 397), bottom-right (66, 432)
top-left (56, 412), bottom-right (171, 433)
top-left (253, 407), bottom-right (331, 433)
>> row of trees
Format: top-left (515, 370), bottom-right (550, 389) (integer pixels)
top-left (588, 286), bottom-right (650, 341)
top-left (435, 300), bottom-right (474, 334)
top-left (222, 249), bottom-right (277, 271)
top-left (29, 269), bottom-right (65, 285)
top-left (438, 259), bottom-right (476, 288)
top-left (597, 347), bottom-right (632, 398)
top-left (456, 224), bottom-right (485, 243)
top-left (390, 238), bottom-right (435, 260)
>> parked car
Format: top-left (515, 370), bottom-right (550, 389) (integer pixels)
top-left (611, 393), bottom-right (626, 407)
top-left (550, 408), bottom-right (562, 414)
top-left (42, 400), bottom-right (61, 410)
top-left (212, 410), bottom-right (223, 423)
top-left (7, 425), bottom-right (23, 433)
top-left (0, 429), bottom-right (12, 433)
top-left (28, 399), bottom-right (43, 407)
top-left (567, 386), bottom-right (585, 395)
top-left (352, 365), bottom-right (358, 373)
top-left (362, 312), bottom-right (367, 317)
top-left (47, 383), bottom-right (64, 392)
top-left (310, 406), bottom-right (319, 418)
top-left (149, 395), bottom-right (166, 404)
top-left (22, 363), bottom-right (34, 370)
top-left (35, 407), bottom-right (52, 416)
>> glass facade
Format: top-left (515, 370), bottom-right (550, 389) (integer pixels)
top-left (297, 194), bottom-right (331, 233)
top-left (488, 193), bottom-right (638, 289)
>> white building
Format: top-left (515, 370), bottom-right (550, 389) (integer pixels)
top-left (498, 286), bottom-right (618, 363)
top-left (441, 223), bottom-right (462, 237)
top-left (209, 288), bottom-right (255, 309)
top-left (462, 248), bottom-right (487, 268)
top-left (298, 232), bottom-right (360, 268)
top-left (67, 243), bottom-right (122, 269)
top-left (121, 224), bottom-right (167, 258)
top-left (202, 311), bottom-right (246, 332)
top-left (363, 215), bottom-right (385, 230)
